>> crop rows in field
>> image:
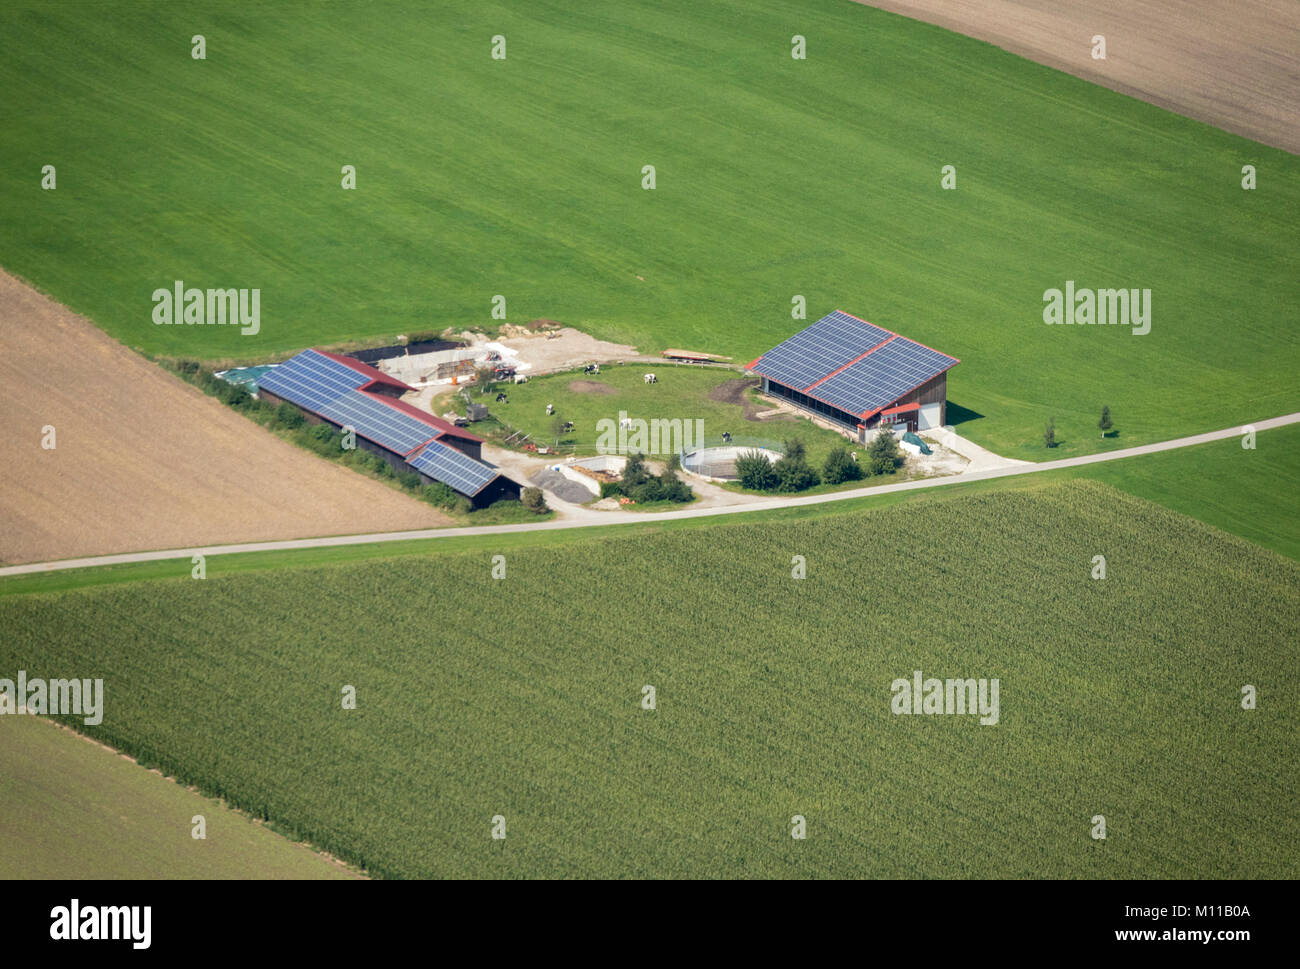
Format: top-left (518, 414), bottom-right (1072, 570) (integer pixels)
top-left (1, 481), bottom-right (1296, 878)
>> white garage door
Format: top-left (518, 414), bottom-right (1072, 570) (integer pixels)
top-left (918, 402), bottom-right (942, 431)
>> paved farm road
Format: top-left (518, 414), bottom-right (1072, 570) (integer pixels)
top-left (2, 413), bottom-right (1296, 578)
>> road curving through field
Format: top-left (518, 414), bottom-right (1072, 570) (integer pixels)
top-left (3, 413), bottom-right (1295, 577)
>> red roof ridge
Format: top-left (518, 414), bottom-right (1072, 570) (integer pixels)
top-left (312, 348), bottom-right (411, 392)
top-left (356, 389), bottom-right (485, 444)
top-left (802, 335), bottom-right (896, 392)
top-left (834, 311), bottom-right (959, 365)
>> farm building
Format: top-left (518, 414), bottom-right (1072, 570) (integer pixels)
top-left (257, 348), bottom-right (521, 507)
top-left (746, 310), bottom-right (959, 439)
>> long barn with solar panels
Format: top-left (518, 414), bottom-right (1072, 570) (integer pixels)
top-left (257, 348), bottom-right (521, 507)
top-left (747, 310), bottom-right (959, 440)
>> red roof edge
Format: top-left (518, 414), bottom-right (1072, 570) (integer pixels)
top-left (834, 310), bottom-right (960, 366)
top-left (313, 348), bottom-right (412, 393)
top-left (360, 391), bottom-right (485, 444)
top-left (744, 357), bottom-right (763, 371)
top-left (881, 402), bottom-right (920, 415)
top-left (802, 335), bottom-right (896, 392)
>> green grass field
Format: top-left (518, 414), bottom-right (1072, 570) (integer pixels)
top-left (1059, 423), bottom-right (1300, 561)
top-left (1, 0), bottom-right (1296, 458)
top-left (0, 715), bottom-right (359, 878)
top-left (470, 364), bottom-right (851, 463)
top-left (3, 481), bottom-right (1296, 878)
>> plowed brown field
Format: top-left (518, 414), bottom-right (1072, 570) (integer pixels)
top-left (0, 270), bottom-right (448, 565)
top-left (860, 0), bottom-right (1300, 154)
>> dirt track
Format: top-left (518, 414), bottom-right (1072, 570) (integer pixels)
top-left (567, 380), bottom-right (617, 395)
top-left (707, 377), bottom-right (797, 423)
top-left (0, 270), bottom-right (449, 565)
top-left (860, 0), bottom-right (1300, 154)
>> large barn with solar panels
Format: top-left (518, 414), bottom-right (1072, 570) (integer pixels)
top-left (257, 348), bottom-right (521, 507)
top-left (747, 311), bottom-right (959, 440)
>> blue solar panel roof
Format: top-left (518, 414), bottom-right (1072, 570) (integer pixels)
top-left (409, 439), bottom-right (499, 496)
top-left (750, 311), bottom-right (957, 418)
top-left (751, 310), bottom-right (892, 391)
top-left (257, 349), bottom-right (371, 408)
top-left (257, 348), bottom-right (505, 496)
top-left (257, 349), bottom-right (436, 455)
top-left (317, 393), bottom-right (442, 456)
top-left (811, 338), bottom-right (957, 416)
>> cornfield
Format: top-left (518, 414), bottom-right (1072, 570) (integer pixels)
top-left (2, 481), bottom-right (1296, 878)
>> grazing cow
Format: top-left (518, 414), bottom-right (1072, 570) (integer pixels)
top-left (562, 421), bottom-right (575, 432)
top-left (495, 392), bottom-right (508, 403)
top-left (643, 373), bottom-right (657, 384)
top-left (546, 403), bottom-right (554, 415)
top-left (721, 431), bottom-right (732, 444)
top-left (513, 374), bottom-right (529, 384)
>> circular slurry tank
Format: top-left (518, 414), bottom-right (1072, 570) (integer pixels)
top-left (680, 445), bottom-right (782, 480)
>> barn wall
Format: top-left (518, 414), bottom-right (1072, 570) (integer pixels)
top-left (762, 380), bottom-right (861, 430)
top-left (892, 372), bottom-right (947, 425)
top-left (418, 470), bottom-right (521, 507)
top-left (441, 435), bottom-right (483, 462)
top-left (354, 435), bottom-right (411, 473)
top-left (474, 476), bottom-right (522, 507)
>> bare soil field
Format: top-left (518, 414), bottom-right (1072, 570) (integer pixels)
top-left (498, 327), bottom-right (655, 374)
top-left (567, 380), bottom-right (618, 395)
top-left (860, 0), bottom-right (1300, 154)
top-left (0, 270), bottom-right (449, 565)
top-left (707, 377), bottom-right (800, 423)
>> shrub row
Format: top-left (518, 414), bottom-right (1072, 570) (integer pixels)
top-left (167, 360), bottom-right (495, 514)
top-left (601, 453), bottom-right (693, 504)
top-left (736, 435), bottom-right (903, 493)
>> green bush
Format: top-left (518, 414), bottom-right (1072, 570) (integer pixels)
top-left (822, 446), bottom-right (864, 484)
top-left (218, 381), bottom-right (251, 408)
top-left (521, 487), bottom-right (548, 513)
top-left (655, 468), bottom-right (692, 503)
top-left (276, 403), bottom-right (305, 429)
top-left (397, 471), bottom-right (422, 491)
top-left (622, 453), bottom-right (652, 490)
top-left (774, 456), bottom-right (820, 492)
top-left (602, 454), bottom-right (692, 503)
top-left (622, 474), bottom-right (658, 503)
top-left (735, 450), bottom-right (778, 491)
top-left (421, 482), bottom-right (458, 508)
top-left (867, 430), bottom-right (904, 475)
top-left (771, 437), bottom-right (820, 492)
top-left (306, 423), bottom-right (340, 455)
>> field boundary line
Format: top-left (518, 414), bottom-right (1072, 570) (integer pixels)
top-left (3, 413), bottom-right (1296, 577)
